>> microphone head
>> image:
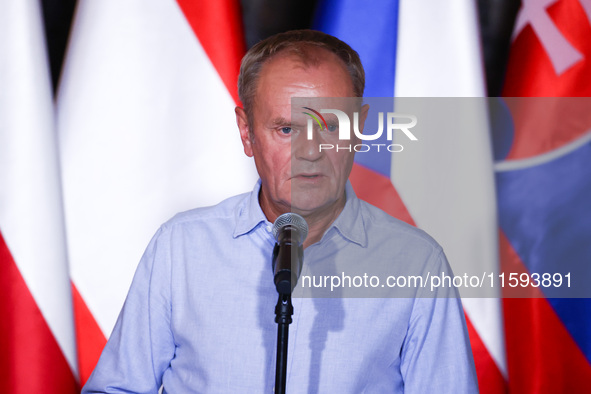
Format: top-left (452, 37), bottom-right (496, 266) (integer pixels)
top-left (272, 213), bottom-right (309, 244)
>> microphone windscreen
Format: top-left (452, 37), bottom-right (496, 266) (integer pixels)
top-left (272, 213), bottom-right (309, 243)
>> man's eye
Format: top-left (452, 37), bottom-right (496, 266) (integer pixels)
top-left (280, 127), bottom-right (292, 135)
top-left (327, 124), bottom-right (338, 132)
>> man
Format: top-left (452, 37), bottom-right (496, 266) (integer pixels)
top-left (83, 30), bottom-right (477, 393)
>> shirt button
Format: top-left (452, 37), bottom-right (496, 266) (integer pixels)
top-left (267, 224), bottom-right (272, 232)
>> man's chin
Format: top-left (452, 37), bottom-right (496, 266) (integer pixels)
top-left (289, 195), bottom-right (336, 217)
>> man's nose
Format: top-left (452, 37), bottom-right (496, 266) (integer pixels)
top-left (293, 129), bottom-right (324, 161)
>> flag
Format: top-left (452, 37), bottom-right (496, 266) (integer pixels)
top-left (0, 0), bottom-right (78, 392)
top-left (499, 0), bottom-right (591, 391)
top-left (57, 0), bottom-right (257, 385)
top-left (315, 0), bottom-right (507, 392)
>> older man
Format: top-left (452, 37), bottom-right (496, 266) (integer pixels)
top-left (83, 30), bottom-right (477, 393)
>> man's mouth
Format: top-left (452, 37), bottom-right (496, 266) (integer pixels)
top-left (295, 173), bottom-right (321, 179)
top-left (292, 173), bottom-right (325, 184)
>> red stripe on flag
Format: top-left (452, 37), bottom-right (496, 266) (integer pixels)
top-left (176, 0), bottom-right (245, 105)
top-left (71, 283), bottom-right (107, 387)
top-left (349, 163), bottom-right (415, 226)
top-left (500, 232), bottom-right (591, 393)
top-left (0, 232), bottom-right (78, 393)
top-left (465, 313), bottom-right (507, 394)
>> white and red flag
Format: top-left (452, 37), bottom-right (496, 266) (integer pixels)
top-left (57, 0), bottom-right (257, 385)
top-left (0, 0), bottom-right (78, 392)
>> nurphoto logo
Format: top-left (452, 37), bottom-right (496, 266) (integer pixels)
top-left (303, 106), bottom-right (418, 153)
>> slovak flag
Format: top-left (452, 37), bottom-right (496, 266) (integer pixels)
top-left (499, 0), bottom-right (591, 391)
top-left (316, 0), bottom-right (506, 392)
top-left (57, 0), bottom-right (257, 385)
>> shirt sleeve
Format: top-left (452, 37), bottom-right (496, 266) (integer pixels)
top-left (82, 226), bottom-right (175, 393)
top-left (399, 248), bottom-right (479, 393)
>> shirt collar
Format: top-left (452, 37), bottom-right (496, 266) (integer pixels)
top-left (233, 179), bottom-right (368, 248)
top-left (327, 181), bottom-right (368, 248)
top-left (233, 180), bottom-right (269, 238)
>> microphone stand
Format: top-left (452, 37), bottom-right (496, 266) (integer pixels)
top-left (274, 293), bottom-right (293, 394)
top-left (271, 213), bottom-right (307, 394)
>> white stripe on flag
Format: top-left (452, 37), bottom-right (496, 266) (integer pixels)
top-left (0, 0), bottom-right (77, 374)
top-left (394, 0), bottom-right (506, 377)
top-left (58, 0), bottom-right (257, 336)
top-left (395, 0), bottom-right (486, 96)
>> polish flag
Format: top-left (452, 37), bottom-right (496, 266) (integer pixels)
top-left (57, 0), bottom-right (256, 385)
top-left (0, 0), bottom-right (78, 392)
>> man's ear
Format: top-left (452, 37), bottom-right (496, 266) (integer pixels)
top-left (235, 106), bottom-right (254, 157)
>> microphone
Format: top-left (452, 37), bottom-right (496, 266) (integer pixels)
top-left (271, 213), bottom-right (309, 294)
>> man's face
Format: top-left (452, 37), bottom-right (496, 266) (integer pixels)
top-left (236, 49), bottom-right (367, 222)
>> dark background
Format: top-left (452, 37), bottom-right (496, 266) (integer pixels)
top-left (40, 0), bottom-right (521, 97)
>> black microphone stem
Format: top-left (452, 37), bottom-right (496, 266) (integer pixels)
top-left (271, 213), bottom-right (307, 393)
top-left (274, 293), bottom-right (293, 394)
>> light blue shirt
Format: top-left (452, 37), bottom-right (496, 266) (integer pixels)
top-left (83, 181), bottom-right (478, 393)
